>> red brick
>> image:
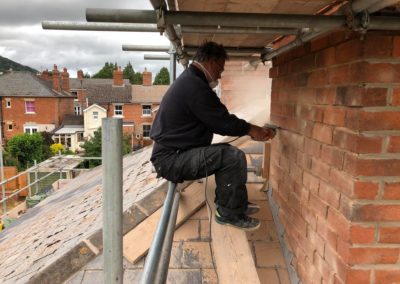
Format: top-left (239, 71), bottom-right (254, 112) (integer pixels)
top-left (376, 270), bottom-right (400, 284)
top-left (319, 181), bottom-right (340, 209)
top-left (350, 224), bottom-right (375, 244)
top-left (393, 36), bottom-right (400, 57)
top-left (312, 123), bottom-right (333, 144)
top-left (316, 47), bottom-right (335, 67)
top-left (393, 88), bottom-right (400, 106)
top-left (269, 66), bottom-right (278, 78)
top-left (289, 54), bottom-right (315, 74)
top-left (308, 70), bottom-right (328, 87)
top-left (316, 87), bottom-right (337, 105)
top-left (297, 151), bottom-right (312, 170)
top-left (379, 226), bottom-right (400, 243)
top-left (309, 193), bottom-right (328, 219)
top-left (388, 136), bottom-right (400, 153)
top-left (359, 110), bottom-right (400, 131)
top-left (338, 194), bottom-right (353, 219)
top-left (328, 64), bottom-right (351, 85)
top-left (354, 204), bottom-right (400, 222)
top-left (311, 35), bottom-right (330, 52)
top-left (327, 208), bottom-right (351, 241)
top-left (304, 138), bottom-right (321, 157)
top-left (295, 104), bottom-right (323, 122)
top-left (336, 86), bottom-right (388, 107)
top-left (364, 34), bottom-right (393, 58)
top-left (329, 168), bottom-right (354, 197)
top-left (351, 61), bottom-right (400, 84)
top-left (333, 128), bottom-right (383, 154)
top-left (323, 107), bottom-right (346, 126)
top-left (353, 181), bottom-right (379, 200)
top-left (335, 39), bottom-right (363, 64)
top-left (324, 244), bottom-right (349, 282)
top-left (301, 206), bottom-right (317, 231)
top-left (314, 252), bottom-right (335, 284)
top-left (317, 219), bottom-right (338, 250)
top-left (297, 88), bottom-right (318, 105)
top-left (345, 269), bottom-right (371, 284)
top-left (383, 182), bottom-right (400, 199)
top-left (344, 154), bottom-right (400, 176)
top-left (293, 73), bottom-right (309, 87)
top-left (311, 157), bottom-right (331, 182)
top-left (348, 247), bottom-right (400, 265)
top-left (321, 145), bottom-right (344, 169)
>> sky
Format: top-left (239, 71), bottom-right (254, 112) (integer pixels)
top-left (0, 0), bottom-right (180, 78)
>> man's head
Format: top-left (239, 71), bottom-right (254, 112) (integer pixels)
top-left (193, 41), bottom-right (228, 82)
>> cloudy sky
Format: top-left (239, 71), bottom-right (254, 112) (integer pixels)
top-left (0, 0), bottom-right (180, 77)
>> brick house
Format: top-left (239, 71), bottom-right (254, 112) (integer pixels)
top-left (131, 68), bottom-right (168, 147)
top-left (0, 65), bottom-right (75, 141)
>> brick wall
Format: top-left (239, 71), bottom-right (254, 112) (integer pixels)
top-left (269, 31), bottom-right (400, 284)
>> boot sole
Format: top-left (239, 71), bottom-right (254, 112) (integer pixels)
top-left (215, 218), bottom-right (261, 231)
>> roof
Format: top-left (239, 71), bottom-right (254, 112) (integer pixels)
top-left (131, 85), bottom-right (168, 103)
top-left (62, 114), bottom-right (84, 126)
top-left (0, 72), bottom-right (72, 97)
top-left (83, 103), bottom-right (107, 113)
top-left (69, 78), bottom-right (130, 89)
top-left (54, 126), bottom-right (84, 134)
top-left (86, 84), bottom-right (132, 104)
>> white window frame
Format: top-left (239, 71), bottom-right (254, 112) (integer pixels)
top-left (24, 126), bottom-right (38, 134)
top-left (142, 105), bottom-right (151, 117)
top-left (114, 104), bottom-right (123, 117)
top-left (142, 124), bottom-right (151, 138)
top-left (25, 100), bottom-right (35, 114)
top-left (7, 123), bottom-right (12, 131)
top-left (5, 99), bottom-right (11, 108)
top-left (92, 111), bottom-right (99, 120)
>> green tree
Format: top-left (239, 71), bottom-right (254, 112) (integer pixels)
top-left (153, 67), bottom-right (170, 85)
top-left (123, 61), bottom-right (135, 83)
top-left (6, 133), bottom-right (48, 170)
top-left (83, 72), bottom-right (91, 78)
top-left (132, 72), bottom-right (143, 85)
top-left (92, 62), bottom-right (117, 79)
top-left (80, 128), bottom-right (132, 168)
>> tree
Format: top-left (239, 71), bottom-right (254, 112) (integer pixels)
top-left (132, 72), bottom-right (143, 85)
top-left (92, 62), bottom-right (117, 79)
top-left (123, 62), bottom-right (135, 84)
top-left (6, 133), bottom-right (48, 170)
top-left (80, 128), bottom-right (133, 168)
top-left (153, 67), bottom-right (170, 85)
top-left (83, 72), bottom-right (91, 78)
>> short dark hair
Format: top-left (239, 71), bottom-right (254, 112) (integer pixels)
top-left (193, 41), bottom-right (229, 62)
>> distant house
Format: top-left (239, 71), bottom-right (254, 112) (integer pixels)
top-left (52, 115), bottom-right (84, 152)
top-left (131, 69), bottom-right (168, 147)
top-left (0, 65), bottom-right (75, 140)
top-left (83, 104), bottom-right (107, 139)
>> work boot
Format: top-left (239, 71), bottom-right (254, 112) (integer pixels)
top-left (245, 202), bottom-right (260, 215)
top-left (215, 210), bottom-right (261, 231)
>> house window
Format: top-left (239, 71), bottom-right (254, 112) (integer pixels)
top-left (7, 123), bottom-right (12, 131)
top-left (71, 91), bottom-right (78, 96)
top-left (24, 126), bottom-right (38, 134)
top-left (143, 125), bottom-right (151, 138)
top-left (25, 101), bottom-right (35, 113)
top-left (5, 99), bottom-right (11, 108)
top-left (93, 111), bottom-right (98, 120)
top-left (78, 132), bottom-right (84, 142)
top-left (114, 105), bottom-right (123, 116)
top-left (142, 105), bottom-right (151, 116)
top-left (74, 105), bottom-right (82, 115)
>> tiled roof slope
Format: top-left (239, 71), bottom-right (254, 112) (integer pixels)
top-left (0, 72), bottom-right (71, 97)
top-left (69, 78), bottom-right (130, 89)
top-left (62, 115), bottom-right (84, 126)
top-left (131, 85), bottom-right (168, 103)
top-left (0, 147), bottom-right (170, 284)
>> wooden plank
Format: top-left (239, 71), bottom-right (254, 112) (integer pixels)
top-left (262, 142), bottom-right (271, 179)
top-left (206, 176), bottom-right (261, 284)
top-left (123, 182), bottom-right (206, 263)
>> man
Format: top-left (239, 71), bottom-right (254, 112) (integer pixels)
top-left (150, 41), bottom-right (276, 231)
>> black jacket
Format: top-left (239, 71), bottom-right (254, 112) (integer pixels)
top-left (150, 64), bottom-right (250, 159)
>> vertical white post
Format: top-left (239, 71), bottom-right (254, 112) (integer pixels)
top-left (102, 118), bottom-right (123, 283)
top-left (34, 160), bottom-right (39, 195)
top-left (0, 123), bottom-right (6, 214)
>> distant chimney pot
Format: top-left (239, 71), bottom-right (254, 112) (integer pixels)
top-left (113, 67), bottom-right (124, 86)
top-left (77, 69), bottom-right (84, 80)
top-left (142, 68), bottom-right (152, 86)
top-left (52, 64), bottom-right (61, 92)
top-left (61, 67), bottom-right (70, 93)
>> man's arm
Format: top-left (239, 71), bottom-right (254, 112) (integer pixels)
top-left (248, 124), bottom-right (277, 141)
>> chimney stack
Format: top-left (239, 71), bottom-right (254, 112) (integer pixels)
top-left (52, 64), bottom-right (61, 92)
top-left (142, 68), bottom-right (152, 86)
top-left (113, 66), bottom-right (124, 86)
top-left (41, 69), bottom-right (50, 80)
top-left (61, 67), bottom-right (70, 92)
top-left (77, 69), bottom-right (84, 80)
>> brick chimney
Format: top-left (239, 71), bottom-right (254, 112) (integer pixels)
top-left (52, 64), bottom-right (61, 92)
top-left (61, 67), bottom-right (70, 92)
top-left (113, 66), bottom-right (124, 86)
top-left (142, 68), bottom-right (152, 86)
top-left (77, 69), bottom-right (84, 80)
top-left (40, 69), bottom-right (50, 80)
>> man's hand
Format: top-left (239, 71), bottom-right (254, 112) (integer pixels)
top-left (248, 124), bottom-right (277, 141)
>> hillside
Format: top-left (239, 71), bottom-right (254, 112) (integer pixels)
top-left (0, 56), bottom-right (38, 73)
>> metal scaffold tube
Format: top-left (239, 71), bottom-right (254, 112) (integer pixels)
top-left (140, 182), bottom-right (177, 284)
top-left (102, 118), bottom-right (123, 284)
top-left (122, 45), bottom-right (169, 52)
top-left (42, 21), bottom-right (159, 32)
top-left (144, 54), bottom-right (170, 60)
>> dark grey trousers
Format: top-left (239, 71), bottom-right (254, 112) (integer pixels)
top-left (151, 143), bottom-right (248, 216)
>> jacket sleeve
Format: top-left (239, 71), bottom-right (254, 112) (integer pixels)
top-left (188, 85), bottom-right (250, 136)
